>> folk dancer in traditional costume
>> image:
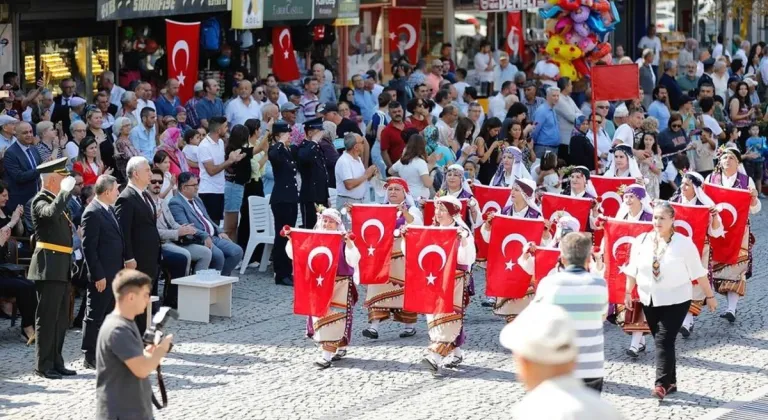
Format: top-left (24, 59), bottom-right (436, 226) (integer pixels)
top-left (669, 172), bottom-right (724, 337)
top-left (604, 144), bottom-right (645, 184)
top-left (490, 146), bottom-right (533, 187)
top-left (705, 147), bottom-right (761, 323)
top-left (481, 178), bottom-right (552, 323)
top-left (518, 216), bottom-right (604, 278)
top-left (562, 165), bottom-right (601, 230)
top-left (402, 195), bottom-right (476, 374)
top-left (362, 178), bottom-right (424, 339)
top-left (287, 207), bottom-right (361, 369)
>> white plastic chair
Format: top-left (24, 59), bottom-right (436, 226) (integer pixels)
top-left (328, 188), bottom-right (338, 209)
top-left (240, 196), bottom-right (274, 274)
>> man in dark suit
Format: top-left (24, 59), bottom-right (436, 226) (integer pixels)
top-left (267, 121), bottom-right (298, 286)
top-left (80, 175), bottom-right (124, 369)
top-left (51, 78), bottom-right (79, 137)
top-left (296, 117), bottom-right (329, 230)
top-left (3, 122), bottom-right (41, 211)
top-left (28, 157), bottom-right (77, 379)
top-left (68, 172), bottom-right (85, 226)
top-left (115, 156), bottom-right (160, 333)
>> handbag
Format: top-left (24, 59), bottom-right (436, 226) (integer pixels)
top-left (175, 235), bottom-right (203, 246)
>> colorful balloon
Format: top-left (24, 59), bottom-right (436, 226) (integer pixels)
top-left (540, 6), bottom-right (564, 19)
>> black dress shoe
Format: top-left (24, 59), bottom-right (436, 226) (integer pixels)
top-left (361, 328), bottom-right (379, 339)
top-left (83, 358), bottom-right (96, 370)
top-left (399, 328), bottom-right (416, 338)
top-left (55, 367), bottom-right (77, 376)
top-left (720, 311), bottom-right (736, 323)
top-left (34, 369), bottom-right (62, 380)
top-left (679, 325), bottom-right (690, 338)
top-left (275, 276), bottom-right (294, 287)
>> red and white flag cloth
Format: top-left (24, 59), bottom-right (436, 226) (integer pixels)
top-left (165, 20), bottom-right (200, 103)
top-left (603, 219), bottom-right (653, 304)
top-left (541, 193), bottom-right (593, 233)
top-left (422, 199), bottom-right (468, 227)
top-left (291, 229), bottom-right (344, 317)
top-left (351, 204), bottom-right (398, 285)
top-left (590, 176), bottom-right (635, 218)
top-left (505, 11), bottom-right (524, 61)
top-left (486, 215), bottom-right (545, 299)
top-left (403, 226), bottom-right (459, 314)
top-left (669, 202), bottom-right (711, 257)
top-left (703, 183), bottom-right (752, 264)
top-left (533, 246), bottom-right (561, 288)
top-left (471, 184), bottom-right (511, 261)
top-left (388, 10), bottom-right (422, 64)
top-left (272, 26), bottom-right (301, 82)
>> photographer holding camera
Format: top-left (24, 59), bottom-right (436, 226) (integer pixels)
top-left (96, 269), bottom-right (173, 420)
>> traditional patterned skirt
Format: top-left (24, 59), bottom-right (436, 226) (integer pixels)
top-left (712, 226), bottom-right (753, 297)
top-left (363, 249), bottom-right (418, 324)
top-left (615, 301), bottom-right (651, 335)
top-left (426, 271), bottom-right (468, 357)
top-left (493, 281), bottom-right (535, 324)
top-left (308, 276), bottom-right (358, 353)
top-left (689, 242), bottom-right (713, 316)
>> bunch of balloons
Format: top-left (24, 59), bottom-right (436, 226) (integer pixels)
top-left (539, 0), bottom-right (620, 81)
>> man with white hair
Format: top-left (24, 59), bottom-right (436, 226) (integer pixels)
top-left (494, 52), bottom-right (518, 92)
top-left (335, 133), bottom-right (377, 212)
top-left (225, 79), bottom-right (262, 126)
top-left (66, 121), bottom-right (87, 159)
top-left (117, 91), bottom-right (138, 128)
top-left (313, 62), bottom-right (336, 104)
top-left (658, 60), bottom-right (683, 110)
top-left (133, 82), bottom-right (156, 123)
top-left (100, 71), bottom-right (125, 110)
top-left (500, 303), bottom-right (623, 419)
top-left (531, 87), bottom-right (561, 157)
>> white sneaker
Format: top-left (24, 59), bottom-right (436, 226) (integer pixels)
top-left (248, 262), bottom-right (260, 268)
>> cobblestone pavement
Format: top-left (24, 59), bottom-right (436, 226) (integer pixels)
top-left (3, 210), bottom-right (768, 420)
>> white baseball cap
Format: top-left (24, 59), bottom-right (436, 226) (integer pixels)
top-left (194, 81), bottom-right (204, 92)
top-left (499, 303), bottom-right (578, 365)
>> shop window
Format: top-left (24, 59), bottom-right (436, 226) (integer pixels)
top-left (453, 12), bottom-right (489, 70)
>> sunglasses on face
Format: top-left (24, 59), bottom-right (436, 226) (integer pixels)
top-left (150, 179), bottom-right (163, 185)
top-left (671, 124), bottom-right (682, 128)
top-left (597, 105), bottom-right (609, 109)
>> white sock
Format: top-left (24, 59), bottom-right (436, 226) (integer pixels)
top-left (322, 350), bottom-right (333, 361)
top-left (428, 351), bottom-right (443, 365)
top-left (630, 332), bottom-right (643, 349)
top-left (404, 323), bottom-right (415, 331)
top-left (727, 292), bottom-right (739, 313)
top-left (453, 347), bottom-right (463, 358)
top-left (368, 320), bottom-right (380, 332)
top-left (683, 313), bottom-right (694, 329)
top-left (640, 335), bottom-right (646, 347)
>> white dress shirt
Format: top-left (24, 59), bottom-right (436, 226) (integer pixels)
top-left (488, 93), bottom-right (506, 120)
top-left (225, 96), bottom-right (262, 127)
top-left (334, 151), bottom-right (367, 200)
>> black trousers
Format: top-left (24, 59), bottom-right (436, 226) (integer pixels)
top-left (271, 202), bottom-right (298, 280)
top-left (299, 201), bottom-right (325, 229)
top-left (81, 281), bottom-right (116, 360)
top-left (35, 281), bottom-right (70, 372)
top-left (160, 248), bottom-right (189, 309)
top-left (199, 193), bottom-right (225, 225)
top-left (642, 300), bottom-right (691, 388)
top-left (582, 377), bottom-right (604, 393)
top-left (237, 179), bottom-right (265, 263)
top-left (0, 276), bottom-right (37, 328)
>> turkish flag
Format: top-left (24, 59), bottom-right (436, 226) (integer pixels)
top-left (669, 202), bottom-right (711, 257)
top-left (591, 176), bottom-right (635, 218)
top-left (422, 199), bottom-right (468, 227)
top-left (351, 204), bottom-right (398, 285)
top-left (291, 229), bottom-right (344, 316)
top-left (703, 183), bottom-right (752, 264)
top-left (272, 26), bottom-right (301, 82)
top-left (592, 64), bottom-right (640, 102)
top-left (388, 9), bottom-right (422, 64)
top-left (533, 246), bottom-right (561, 288)
top-left (166, 20), bottom-right (200, 103)
top-left (541, 193), bottom-right (594, 234)
top-left (486, 215), bottom-right (545, 299)
top-left (505, 11), bottom-right (524, 61)
top-left (403, 226), bottom-right (459, 314)
top-left (603, 219), bottom-right (653, 304)
top-left (471, 184), bottom-right (511, 261)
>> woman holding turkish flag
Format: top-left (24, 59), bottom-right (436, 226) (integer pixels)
top-left (400, 195), bottom-right (476, 374)
top-left (604, 144), bottom-right (645, 185)
top-left (489, 146), bottom-right (533, 187)
top-left (436, 164), bottom-right (482, 228)
top-left (705, 147), bottom-right (761, 323)
top-left (286, 207), bottom-right (361, 369)
top-left (669, 171), bottom-right (724, 337)
top-left (362, 178), bottom-right (424, 340)
top-left (562, 165), bottom-right (601, 230)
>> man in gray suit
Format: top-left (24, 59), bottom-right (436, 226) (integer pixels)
top-left (168, 172), bottom-right (243, 276)
top-left (639, 50), bottom-right (656, 109)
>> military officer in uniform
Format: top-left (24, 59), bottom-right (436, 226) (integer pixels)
top-left (296, 117), bottom-right (330, 230)
top-left (28, 157), bottom-right (78, 379)
top-left (268, 121), bottom-right (298, 287)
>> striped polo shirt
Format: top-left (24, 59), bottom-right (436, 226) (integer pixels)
top-left (533, 266), bottom-right (609, 379)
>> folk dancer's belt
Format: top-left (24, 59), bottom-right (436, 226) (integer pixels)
top-left (36, 242), bottom-right (73, 254)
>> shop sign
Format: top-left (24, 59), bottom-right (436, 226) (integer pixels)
top-left (334, 0), bottom-right (360, 26)
top-left (478, 0), bottom-right (545, 11)
top-left (314, 0), bottom-right (338, 21)
top-left (97, 0), bottom-right (229, 21)
top-left (232, 0), bottom-right (265, 29)
top-left (263, 0), bottom-right (313, 21)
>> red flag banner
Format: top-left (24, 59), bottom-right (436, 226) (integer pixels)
top-left (541, 193), bottom-right (593, 233)
top-left (291, 229), bottom-right (344, 316)
top-left (603, 219), bottom-right (653, 304)
top-left (272, 26), bottom-right (301, 82)
top-left (505, 11), bottom-right (524, 61)
top-left (471, 184), bottom-right (511, 261)
top-left (403, 226), bottom-right (460, 314)
top-left (166, 20), bottom-right (200, 103)
top-left (486, 215), bottom-right (545, 299)
top-left (422, 199), bottom-right (468, 226)
top-left (534, 246), bottom-right (561, 288)
top-left (591, 176), bottom-right (635, 218)
top-left (703, 183), bottom-right (752, 264)
top-left (351, 204), bottom-right (398, 285)
top-left (592, 64), bottom-right (640, 102)
top-left (388, 9), bottom-right (422, 64)
top-left (669, 202), bottom-right (711, 257)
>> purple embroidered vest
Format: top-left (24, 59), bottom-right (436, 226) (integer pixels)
top-left (710, 171), bottom-right (750, 190)
top-left (624, 210), bottom-right (652, 222)
top-left (336, 242), bottom-right (354, 276)
top-left (501, 206), bottom-right (541, 219)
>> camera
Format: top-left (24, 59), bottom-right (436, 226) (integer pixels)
top-left (143, 306), bottom-right (178, 349)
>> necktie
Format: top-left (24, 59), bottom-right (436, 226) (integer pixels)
top-left (64, 97), bottom-right (69, 106)
top-left (107, 207), bottom-right (120, 230)
top-left (189, 200), bottom-right (211, 235)
top-left (25, 148), bottom-right (36, 169)
top-left (141, 191), bottom-right (155, 215)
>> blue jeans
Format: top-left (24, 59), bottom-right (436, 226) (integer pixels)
top-left (210, 236), bottom-right (244, 276)
top-left (534, 145), bottom-right (558, 159)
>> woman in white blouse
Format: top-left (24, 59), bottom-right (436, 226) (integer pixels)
top-left (624, 201), bottom-right (717, 401)
top-left (388, 133), bottom-right (438, 200)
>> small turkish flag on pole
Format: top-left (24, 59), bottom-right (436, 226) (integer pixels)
top-left (471, 185), bottom-right (511, 262)
top-left (703, 183), bottom-right (752, 264)
top-left (166, 20), bottom-right (200, 103)
top-left (486, 215), bottom-right (545, 299)
top-left (290, 229), bottom-right (344, 316)
top-left (669, 202), bottom-right (711, 257)
top-left (403, 226), bottom-right (459, 314)
top-left (351, 204), bottom-right (398, 285)
top-left (388, 9), bottom-right (422, 64)
top-left (603, 219), bottom-right (653, 304)
top-left (272, 26), bottom-right (301, 82)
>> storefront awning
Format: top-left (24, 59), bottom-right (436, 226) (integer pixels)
top-left (96, 0), bottom-right (230, 21)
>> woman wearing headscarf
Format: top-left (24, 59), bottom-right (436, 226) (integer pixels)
top-left (424, 125), bottom-right (455, 168)
top-left (435, 164), bottom-right (482, 228)
top-left (568, 115), bottom-right (596, 170)
top-left (287, 207), bottom-right (361, 369)
top-left (669, 172), bottom-right (724, 337)
top-left (157, 127), bottom-right (188, 176)
top-left (490, 146), bottom-right (533, 187)
top-left (705, 147), bottom-right (761, 323)
top-left (561, 166), bottom-right (601, 230)
top-left (401, 195), bottom-right (475, 374)
top-left (604, 144), bottom-right (645, 185)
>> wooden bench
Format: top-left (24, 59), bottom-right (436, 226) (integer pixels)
top-left (171, 275), bottom-right (238, 323)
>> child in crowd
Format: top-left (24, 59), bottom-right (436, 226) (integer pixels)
top-left (533, 151), bottom-right (561, 194)
top-left (182, 128), bottom-right (204, 177)
top-left (724, 125), bottom-right (740, 149)
top-left (464, 160), bottom-right (480, 185)
top-left (744, 124), bottom-right (767, 198)
top-left (635, 132), bottom-right (662, 199)
top-left (660, 154), bottom-right (691, 199)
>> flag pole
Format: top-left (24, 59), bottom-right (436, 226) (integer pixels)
top-left (592, 101), bottom-right (598, 173)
